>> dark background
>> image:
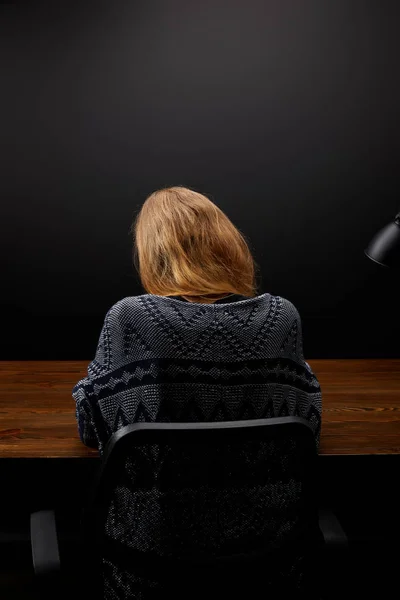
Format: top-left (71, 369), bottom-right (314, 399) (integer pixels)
top-left (1, 0), bottom-right (399, 360)
top-left (0, 4), bottom-right (399, 596)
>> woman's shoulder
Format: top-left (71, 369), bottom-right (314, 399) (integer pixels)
top-left (105, 293), bottom-right (301, 322)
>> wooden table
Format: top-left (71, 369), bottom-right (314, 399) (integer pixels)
top-left (0, 360), bottom-right (399, 457)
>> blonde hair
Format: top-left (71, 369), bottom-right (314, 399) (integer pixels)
top-left (131, 186), bottom-right (260, 303)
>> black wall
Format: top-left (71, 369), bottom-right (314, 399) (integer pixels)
top-left (1, 0), bottom-right (399, 360)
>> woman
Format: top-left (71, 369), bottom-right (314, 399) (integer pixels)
top-left (72, 186), bottom-right (322, 454)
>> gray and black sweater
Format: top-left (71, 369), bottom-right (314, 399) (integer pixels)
top-left (72, 292), bottom-right (322, 454)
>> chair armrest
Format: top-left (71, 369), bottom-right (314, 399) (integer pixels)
top-left (30, 510), bottom-right (61, 575)
top-left (318, 508), bottom-right (348, 548)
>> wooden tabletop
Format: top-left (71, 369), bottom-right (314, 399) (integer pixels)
top-left (0, 360), bottom-right (399, 457)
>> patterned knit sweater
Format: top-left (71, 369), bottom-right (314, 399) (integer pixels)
top-left (72, 293), bottom-right (322, 454)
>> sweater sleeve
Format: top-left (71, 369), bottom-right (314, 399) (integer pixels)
top-left (71, 308), bottom-right (113, 449)
top-left (282, 299), bottom-right (322, 448)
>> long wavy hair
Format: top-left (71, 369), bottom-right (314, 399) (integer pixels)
top-left (131, 186), bottom-right (260, 303)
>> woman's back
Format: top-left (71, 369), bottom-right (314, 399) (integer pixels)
top-left (72, 292), bottom-right (321, 454)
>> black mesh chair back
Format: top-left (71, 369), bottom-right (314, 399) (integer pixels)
top-left (82, 417), bottom-right (321, 599)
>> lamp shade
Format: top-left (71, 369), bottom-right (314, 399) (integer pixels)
top-left (364, 213), bottom-right (400, 268)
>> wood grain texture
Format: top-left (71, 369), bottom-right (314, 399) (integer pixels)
top-left (0, 360), bottom-right (399, 457)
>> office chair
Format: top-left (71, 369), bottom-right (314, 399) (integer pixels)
top-left (31, 417), bottom-right (347, 599)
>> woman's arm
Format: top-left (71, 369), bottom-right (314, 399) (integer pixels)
top-left (71, 308), bottom-right (114, 448)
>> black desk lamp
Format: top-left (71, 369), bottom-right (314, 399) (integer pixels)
top-left (364, 212), bottom-right (400, 268)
